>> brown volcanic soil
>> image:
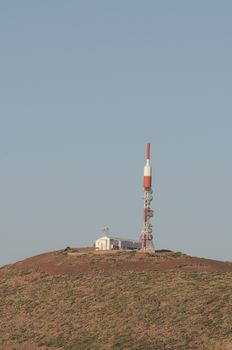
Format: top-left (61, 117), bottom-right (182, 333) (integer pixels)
top-left (0, 249), bottom-right (232, 350)
top-left (7, 248), bottom-right (232, 276)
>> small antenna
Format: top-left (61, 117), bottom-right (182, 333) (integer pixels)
top-left (101, 226), bottom-right (109, 237)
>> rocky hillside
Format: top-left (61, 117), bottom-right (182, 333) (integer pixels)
top-left (0, 248), bottom-right (232, 350)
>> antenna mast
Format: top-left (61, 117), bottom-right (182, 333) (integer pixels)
top-left (139, 143), bottom-right (155, 251)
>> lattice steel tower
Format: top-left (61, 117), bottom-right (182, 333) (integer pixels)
top-left (139, 143), bottom-right (155, 251)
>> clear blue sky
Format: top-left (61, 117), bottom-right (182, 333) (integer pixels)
top-left (1, 1), bottom-right (231, 265)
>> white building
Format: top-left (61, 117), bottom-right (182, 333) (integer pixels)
top-left (95, 234), bottom-right (140, 251)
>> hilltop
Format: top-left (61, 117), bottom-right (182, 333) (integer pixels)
top-left (0, 248), bottom-right (232, 350)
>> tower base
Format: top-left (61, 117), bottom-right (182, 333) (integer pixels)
top-left (138, 233), bottom-right (155, 252)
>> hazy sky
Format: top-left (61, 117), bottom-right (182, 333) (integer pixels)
top-left (1, 1), bottom-right (232, 265)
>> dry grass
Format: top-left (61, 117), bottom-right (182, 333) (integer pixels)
top-left (0, 249), bottom-right (232, 349)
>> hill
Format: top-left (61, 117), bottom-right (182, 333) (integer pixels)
top-left (0, 248), bottom-right (232, 350)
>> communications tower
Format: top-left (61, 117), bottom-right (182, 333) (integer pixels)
top-left (139, 143), bottom-right (155, 251)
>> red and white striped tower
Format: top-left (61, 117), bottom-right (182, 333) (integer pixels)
top-left (139, 143), bottom-right (155, 251)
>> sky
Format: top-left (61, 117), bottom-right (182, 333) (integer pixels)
top-left (0, 1), bottom-right (232, 265)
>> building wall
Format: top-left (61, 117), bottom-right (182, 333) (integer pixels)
top-left (95, 236), bottom-right (139, 250)
top-left (110, 239), bottom-right (120, 249)
top-left (95, 237), bottom-right (110, 250)
top-left (121, 240), bottom-right (139, 250)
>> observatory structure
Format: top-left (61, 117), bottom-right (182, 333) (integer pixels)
top-left (139, 143), bottom-right (155, 251)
